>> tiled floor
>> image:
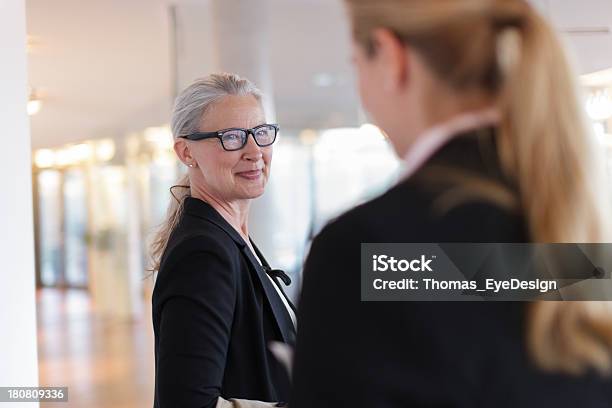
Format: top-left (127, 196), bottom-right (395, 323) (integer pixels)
top-left (37, 288), bottom-right (154, 408)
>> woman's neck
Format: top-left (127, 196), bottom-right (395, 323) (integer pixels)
top-left (191, 188), bottom-right (251, 240)
top-left (398, 107), bottom-right (500, 181)
top-left (424, 86), bottom-right (497, 127)
top-left (390, 75), bottom-right (498, 157)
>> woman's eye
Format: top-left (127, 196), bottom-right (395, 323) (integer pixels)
top-left (224, 132), bottom-right (241, 140)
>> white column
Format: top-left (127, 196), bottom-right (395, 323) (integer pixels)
top-left (0, 0), bottom-right (40, 405)
top-left (211, 0), bottom-right (276, 120)
top-left (171, 0), bottom-right (219, 94)
top-left (210, 0), bottom-right (281, 269)
top-left (171, 0), bottom-right (276, 115)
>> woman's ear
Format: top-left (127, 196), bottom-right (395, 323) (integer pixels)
top-left (174, 139), bottom-right (194, 167)
top-left (370, 28), bottom-right (410, 92)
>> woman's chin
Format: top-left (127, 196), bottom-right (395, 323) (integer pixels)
top-left (236, 184), bottom-right (266, 200)
top-left (234, 175), bottom-right (267, 198)
top-left (248, 189), bottom-right (265, 199)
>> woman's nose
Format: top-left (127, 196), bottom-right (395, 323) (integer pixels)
top-left (242, 134), bottom-right (263, 161)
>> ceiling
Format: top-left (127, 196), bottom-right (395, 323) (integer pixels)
top-left (26, 0), bottom-right (174, 149)
top-left (26, 0), bottom-right (612, 149)
top-left (26, 0), bottom-right (357, 149)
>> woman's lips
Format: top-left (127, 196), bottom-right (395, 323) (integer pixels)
top-left (236, 169), bottom-right (262, 180)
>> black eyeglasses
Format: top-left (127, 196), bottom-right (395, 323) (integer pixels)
top-left (180, 124), bottom-right (279, 151)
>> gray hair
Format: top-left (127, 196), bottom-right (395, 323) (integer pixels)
top-left (149, 73), bottom-right (263, 273)
top-left (171, 72), bottom-right (264, 139)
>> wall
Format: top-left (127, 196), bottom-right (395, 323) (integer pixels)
top-left (0, 0), bottom-right (40, 405)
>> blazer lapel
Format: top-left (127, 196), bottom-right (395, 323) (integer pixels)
top-left (183, 197), bottom-right (296, 345)
top-left (240, 244), bottom-right (296, 345)
top-left (250, 240), bottom-right (297, 314)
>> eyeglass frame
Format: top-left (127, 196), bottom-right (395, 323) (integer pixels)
top-left (179, 123), bottom-right (280, 151)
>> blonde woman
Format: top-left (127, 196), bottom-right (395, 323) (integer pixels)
top-left (292, 1), bottom-right (612, 407)
top-left (151, 73), bottom-right (295, 408)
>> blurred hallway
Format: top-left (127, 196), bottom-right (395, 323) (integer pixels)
top-left (37, 288), bottom-right (154, 407)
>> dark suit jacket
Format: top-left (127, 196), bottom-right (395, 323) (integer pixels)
top-left (153, 197), bottom-right (295, 408)
top-left (291, 128), bottom-right (612, 407)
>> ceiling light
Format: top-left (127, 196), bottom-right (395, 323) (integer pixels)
top-left (586, 89), bottom-right (612, 122)
top-left (69, 143), bottom-right (93, 163)
top-left (27, 87), bottom-right (42, 116)
top-left (55, 148), bottom-right (72, 167)
top-left (144, 126), bottom-right (173, 150)
top-left (96, 139), bottom-right (116, 162)
top-left (34, 149), bottom-right (55, 168)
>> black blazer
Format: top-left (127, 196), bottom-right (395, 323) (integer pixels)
top-left (291, 128), bottom-right (612, 407)
top-left (153, 197), bottom-right (295, 408)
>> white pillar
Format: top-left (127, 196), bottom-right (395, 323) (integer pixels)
top-left (171, 0), bottom-right (219, 94)
top-left (211, 0), bottom-right (277, 120)
top-left (171, 0), bottom-right (277, 118)
top-left (0, 0), bottom-right (40, 405)
top-left (209, 0), bottom-right (283, 278)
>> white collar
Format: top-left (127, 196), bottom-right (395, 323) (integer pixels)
top-left (399, 108), bottom-right (500, 181)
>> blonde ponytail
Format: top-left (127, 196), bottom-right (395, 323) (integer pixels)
top-left (496, 3), bottom-right (611, 243)
top-left (345, 0), bottom-right (612, 375)
top-left (497, 6), bottom-right (612, 375)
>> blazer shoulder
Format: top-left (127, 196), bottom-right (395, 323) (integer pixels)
top-left (153, 223), bottom-right (242, 308)
top-left (316, 180), bottom-right (432, 240)
top-left (159, 217), bottom-right (241, 276)
top-left (316, 175), bottom-right (525, 247)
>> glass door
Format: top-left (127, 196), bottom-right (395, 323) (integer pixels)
top-left (63, 168), bottom-right (89, 288)
top-left (37, 169), bottom-right (64, 287)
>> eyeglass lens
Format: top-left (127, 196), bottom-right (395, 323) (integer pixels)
top-left (221, 125), bottom-right (276, 150)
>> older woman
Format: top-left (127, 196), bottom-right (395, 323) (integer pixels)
top-left (151, 73), bottom-right (295, 408)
